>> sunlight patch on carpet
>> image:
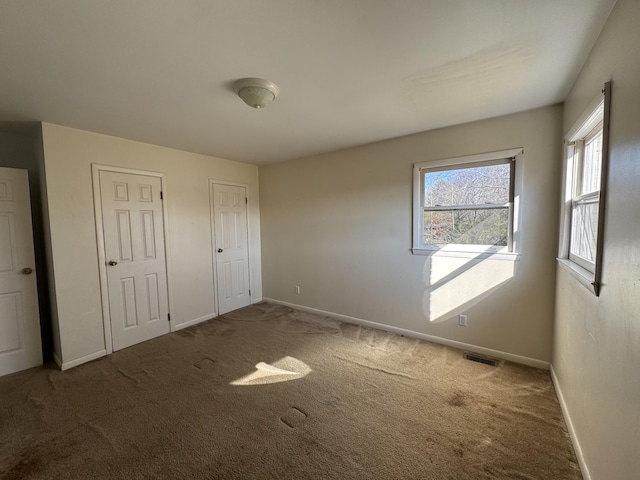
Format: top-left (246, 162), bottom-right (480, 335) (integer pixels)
top-left (230, 356), bottom-right (311, 386)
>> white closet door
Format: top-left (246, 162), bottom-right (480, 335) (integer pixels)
top-left (0, 167), bottom-right (42, 376)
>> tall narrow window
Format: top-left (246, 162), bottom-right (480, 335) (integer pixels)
top-left (569, 122), bottom-right (603, 270)
top-left (560, 82), bottom-right (611, 295)
top-left (413, 148), bottom-right (522, 255)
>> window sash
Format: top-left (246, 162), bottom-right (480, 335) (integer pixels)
top-left (569, 193), bottom-right (599, 271)
top-left (422, 206), bottom-right (510, 247)
top-left (423, 203), bottom-right (508, 212)
top-left (573, 123), bottom-right (603, 197)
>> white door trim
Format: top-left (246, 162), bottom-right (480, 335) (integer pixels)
top-left (92, 164), bottom-right (174, 354)
top-left (209, 179), bottom-right (253, 316)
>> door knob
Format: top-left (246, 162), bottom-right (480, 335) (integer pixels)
top-left (217, 248), bottom-right (223, 253)
top-left (108, 260), bottom-right (118, 266)
top-left (20, 267), bottom-right (33, 275)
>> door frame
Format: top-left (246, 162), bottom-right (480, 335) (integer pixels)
top-left (209, 179), bottom-right (253, 316)
top-left (92, 164), bottom-right (174, 355)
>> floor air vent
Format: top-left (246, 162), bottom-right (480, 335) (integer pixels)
top-left (463, 352), bottom-right (498, 366)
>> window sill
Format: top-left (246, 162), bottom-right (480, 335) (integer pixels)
top-left (412, 247), bottom-right (520, 261)
top-left (557, 258), bottom-right (596, 294)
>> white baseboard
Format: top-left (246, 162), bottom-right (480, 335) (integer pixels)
top-left (252, 297), bottom-right (263, 304)
top-left (172, 313), bottom-right (215, 331)
top-left (52, 351), bottom-right (62, 369)
top-left (263, 297), bottom-right (550, 370)
top-left (60, 349), bottom-right (107, 371)
top-left (550, 364), bottom-right (591, 480)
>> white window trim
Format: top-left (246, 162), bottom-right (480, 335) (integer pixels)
top-left (557, 258), bottom-right (596, 292)
top-left (412, 148), bottom-right (523, 259)
top-left (558, 82), bottom-right (611, 296)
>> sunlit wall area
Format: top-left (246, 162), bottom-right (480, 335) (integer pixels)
top-left (424, 254), bottom-right (516, 323)
top-left (260, 105), bottom-right (562, 363)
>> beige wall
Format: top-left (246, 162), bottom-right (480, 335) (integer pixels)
top-left (33, 126), bottom-right (60, 362)
top-left (41, 123), bottom-right (262, 367)
top-left (260, 104), bottom-right (562, 364)
top-left (553, 0), bottom-right (640, 478)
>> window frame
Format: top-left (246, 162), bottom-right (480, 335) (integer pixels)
top-left (559, 82), bottom-right (611, 296)
top-left (412, 148), bottom-right (523, 258)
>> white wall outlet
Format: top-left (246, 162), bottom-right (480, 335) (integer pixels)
top-left (458, 314), bottom-right (468, 327)
top-left (294, 286), bottom-right (301, 294)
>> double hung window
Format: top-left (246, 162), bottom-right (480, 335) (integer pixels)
top-left (560, 82), bottom-right (611, 295)
top-left (568, 120), bottom-right (603, 270)
top-left (413, 148), bottom-right (522, 256)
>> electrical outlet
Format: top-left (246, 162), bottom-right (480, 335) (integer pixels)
top-left (294, 286), bottom-right (301, 294)
top-left (458, 314), bottom-right (468, 327)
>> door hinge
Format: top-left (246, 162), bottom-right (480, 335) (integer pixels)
top-left (160, 191), bottom-right (163, 200)
top-left (245, 197), bottom-right (248, 204)
top-left (168, 313), bottom-right (171, 322)
top-left (249, 290), bottom-right (251, 296)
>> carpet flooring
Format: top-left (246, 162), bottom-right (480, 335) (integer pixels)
top-left (0, 302), bottom-right (581, 479)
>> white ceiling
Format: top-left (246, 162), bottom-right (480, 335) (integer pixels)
top-left (0, 1), bottom-right (616, 165)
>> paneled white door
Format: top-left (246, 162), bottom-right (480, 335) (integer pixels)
top-left (0, 167), bottom-right (42, 377)
top-left (99, 171), bottom-right (169, 351)
top-left (212, 183), bottom-right (250, 315)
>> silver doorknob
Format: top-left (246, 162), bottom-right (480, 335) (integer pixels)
top-left (108, 260), bottom-right (118, 266)
top-left (20, 267), bottom-right (33, 275)
top-left (217, 248), bottom-right (223, 253)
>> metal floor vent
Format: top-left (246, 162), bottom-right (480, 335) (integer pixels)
top-left (463, 352), bottom-right (498, 367)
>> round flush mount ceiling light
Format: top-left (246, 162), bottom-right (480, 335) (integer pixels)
top-left (233, 78), bottom-right (280, 109)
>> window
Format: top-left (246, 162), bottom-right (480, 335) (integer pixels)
top-left (569, 121), bottom-right (603, 270)
top-left (413, 148), bottom-right (522, 256)
top-left (560, 82), bottom-right (611, 295)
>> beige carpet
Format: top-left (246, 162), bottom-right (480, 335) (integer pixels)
top-left (0, 302), bottom-right (581, 479)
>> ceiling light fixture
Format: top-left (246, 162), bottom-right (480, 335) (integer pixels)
top-left (233, 78), bottom-right (280, 109)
